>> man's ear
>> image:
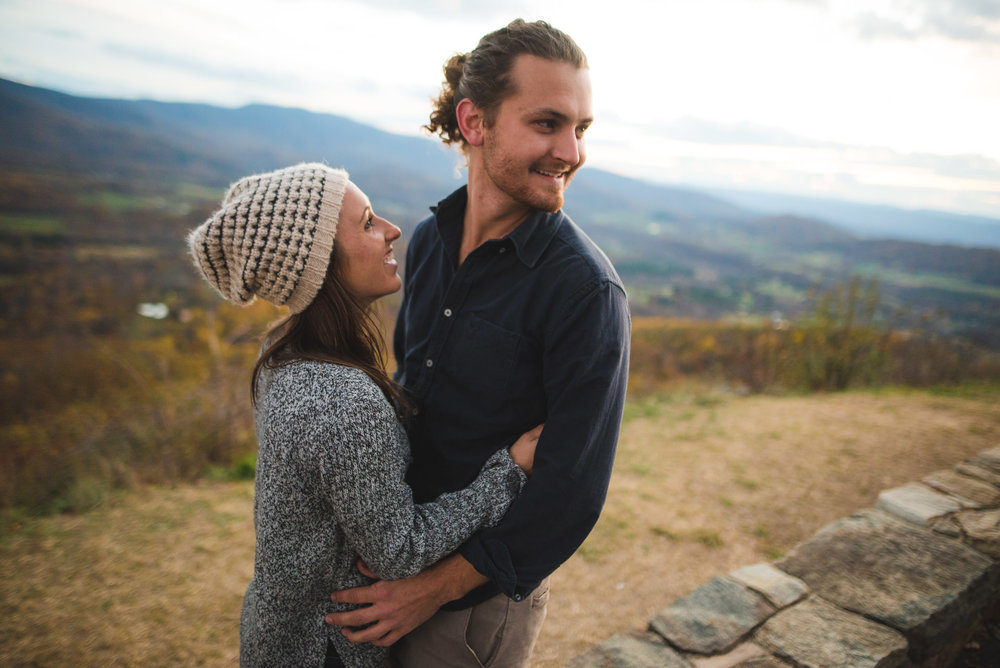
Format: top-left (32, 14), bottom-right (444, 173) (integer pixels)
top-left (456, 98), bottom-right (485, 147)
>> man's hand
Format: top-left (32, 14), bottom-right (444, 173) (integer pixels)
top-left (325, 553), bottom-right (489, 647)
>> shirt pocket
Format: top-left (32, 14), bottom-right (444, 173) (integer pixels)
top-left (448, 314), bottom-right (521, 397)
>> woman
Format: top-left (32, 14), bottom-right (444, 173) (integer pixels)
top-left (188, 163), bottom-right (539, 667)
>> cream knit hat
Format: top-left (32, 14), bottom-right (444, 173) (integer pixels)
top-left (188, 163), bottom-right (348, 313)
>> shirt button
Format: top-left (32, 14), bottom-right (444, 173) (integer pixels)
top-left (443, 308), bottom-right (453, 317)
top-left (412, 407), bottom-right (420, 416)
top-left (425, 359), bottom-right (434, 368)
top-left (499, 247), bottom-right (507, 254)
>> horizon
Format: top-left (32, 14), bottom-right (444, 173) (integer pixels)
top-left (1, 0), bottom-right (998, 222)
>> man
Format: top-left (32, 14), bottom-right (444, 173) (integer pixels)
top-left (326, 19), bottom-right (630, 666)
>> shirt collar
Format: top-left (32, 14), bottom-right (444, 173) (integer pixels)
top-left (431, 186), bottom-right (564, 269)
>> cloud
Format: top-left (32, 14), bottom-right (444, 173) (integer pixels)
top-left (602, 112), bottom-right (1000, 181)
top-left (649, 117), bottom-right (834, 149)
top-left (905, 151), bottom-right (1000, 181)
top-left (849, 0), bottom-right (1000, 44)
top-left (2, 0), bottom-right (997, 218)
top-left (759, 0), bottom-right (828, 7)
top-left (350, 0), bottom-right (533, 20)
top-left (590, 110), bottom-right (1000, 219)
top-left (101, 42), bottom-right (301, 90)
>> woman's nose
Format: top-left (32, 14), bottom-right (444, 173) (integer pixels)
top-left (385, 220), bottom-right (402, 241)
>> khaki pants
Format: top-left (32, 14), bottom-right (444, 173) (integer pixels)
top-left (391, 579), bottom-right (549, 667)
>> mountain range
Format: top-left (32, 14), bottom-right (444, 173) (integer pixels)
top-left (1, 76), bottom-right (998, 346)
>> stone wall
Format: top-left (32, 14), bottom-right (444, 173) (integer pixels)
top-left (567, 446), bottom-right (1000, 668)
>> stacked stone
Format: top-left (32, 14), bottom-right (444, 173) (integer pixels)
top-left (567, 446), bottom-right (1000, 668)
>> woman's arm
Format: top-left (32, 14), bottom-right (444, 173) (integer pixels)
top-left (263, 361), bottom-right (525, 581)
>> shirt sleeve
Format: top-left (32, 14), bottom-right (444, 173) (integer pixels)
top-left (459, 279), bottom-right (631, 599)
top-left (266, 363), bottom-right (525, 581)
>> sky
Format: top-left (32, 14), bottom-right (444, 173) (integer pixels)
top-left (1, 0), bottom-right (999, 219)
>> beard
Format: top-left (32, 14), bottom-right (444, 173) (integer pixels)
top-left (481, 132), bottom-right (578, 213)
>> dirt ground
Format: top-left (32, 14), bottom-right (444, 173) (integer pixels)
top-left (533, 388), bottom-right (1000, 666)
top-left (1, 388), bottom-right (998, 667)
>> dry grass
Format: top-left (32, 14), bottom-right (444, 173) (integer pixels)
top-left (0, 483), bottom-right (255, 666)
top-left (2, 387), bottom-right (998, 667)
top-left (534, 387), bottom-right (1000, 666)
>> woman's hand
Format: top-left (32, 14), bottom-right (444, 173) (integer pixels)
top-left (508, 423), bottom-right (543, 476)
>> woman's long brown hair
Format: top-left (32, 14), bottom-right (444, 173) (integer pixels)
top-left (251, 255), bottom-right (409, 418)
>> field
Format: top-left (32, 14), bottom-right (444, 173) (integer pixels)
top-left (3, 87), bottom-right (1000, 667)
top-left (2, 386), bottom-right (998, 667)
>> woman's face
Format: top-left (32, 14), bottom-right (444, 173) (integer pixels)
top-left (334, 181), bottom-right (402, 304)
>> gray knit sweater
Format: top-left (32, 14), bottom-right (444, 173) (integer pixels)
top-left (240, 360), bottom-right (525, 667)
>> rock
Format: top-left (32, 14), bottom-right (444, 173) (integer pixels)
top-left (930, 508), bottom-right (1000, 559)
top-left (730, 658), bottom-right (793, 668)
top-left (565, 631), bottom-right (692, 668)
top-left (954, 462), bottom-right (1000, 487)
top-left (922, 469), bottom-right (1000, 507)
top-left (755, 597), bottom-right (908, 668)
top-left (968, 447), bottom-right (1000, 475)
top-left (958, 508), bottom-right (1000, 558)
top-left (726, 563), bottom-right (807, 609)
top-left (876, 482), bottom-right (963, 525)
top-left (684, 642), bottom-right (786, 667)
top-left (649, 577), bottom-right (775, 655)
top-left (927, 513), bottom-right (963, 538)
top-left (776, 508), bottom-right (998, 664)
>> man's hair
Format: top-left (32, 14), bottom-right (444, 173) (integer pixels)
top-left (425, 18), bottom-right (588, 150)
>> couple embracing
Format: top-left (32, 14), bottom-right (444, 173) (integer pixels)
top-left (188, 18), bottom-right (630, 668)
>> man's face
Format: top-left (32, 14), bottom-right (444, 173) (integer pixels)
top-left (480, 54), bottom-right (593, 214)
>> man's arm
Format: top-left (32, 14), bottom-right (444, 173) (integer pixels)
top-left (325, 552), bottom-right (488, 646)
top-left (459, 278), bottom-right (630, 598)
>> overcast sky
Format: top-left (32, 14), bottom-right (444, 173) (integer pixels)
top-left (1, 0), bottom-right (998, 219)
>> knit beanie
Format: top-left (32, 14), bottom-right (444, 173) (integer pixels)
top-left (188, 163), bottom-right (347, 313)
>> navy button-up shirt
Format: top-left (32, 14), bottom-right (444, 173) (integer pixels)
top-left (393, 186), bottom-right (630, 607)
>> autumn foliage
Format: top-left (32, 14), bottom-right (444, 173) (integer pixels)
top-left (3, 267), bottom-right (998, 520)
top-left (1, 173), bottom-right (998, 521)
top-left (628, 278), bottom-right (1000, 395)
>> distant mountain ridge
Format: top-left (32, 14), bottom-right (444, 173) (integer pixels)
top-left (3, 76), bottom-right (997, 246)
top-left (0, 77), bottom-right (460, 198)
top-left (710, 187), bottom-right (1000, 250)
top-left (1, 76), bottom-right (998, 346)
